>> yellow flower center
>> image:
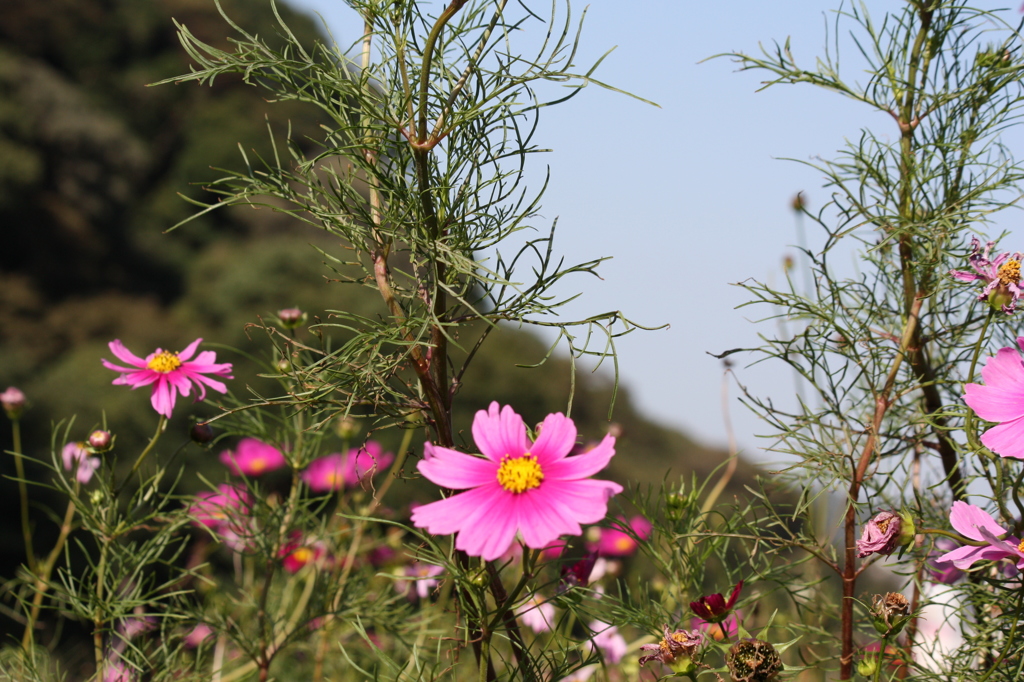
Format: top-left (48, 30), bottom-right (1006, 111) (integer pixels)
top-left (147, 351), bottom-right (182, 374)
top-left (876, 517), bottom-right (891, 534)
top-left (999, 259), bottom-right (1021, 286)
top-left (291, 547), bottom-right (313, 565)
top-left (249, 459), bottom-right (266, 474)
top-left (1017, 538), bottom-right (1024, 553)
top-left (614, 537), bottom-right (635, 552)
top-left (496, 454), bottom-right (544, 493)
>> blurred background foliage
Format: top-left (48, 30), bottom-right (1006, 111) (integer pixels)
top-left (0, 0), bottom-right (764, 618)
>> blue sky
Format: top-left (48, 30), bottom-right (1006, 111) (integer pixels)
top-left (282, 0), bottom-right (1024, 460)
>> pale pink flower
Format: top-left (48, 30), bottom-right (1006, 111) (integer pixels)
top-left (950, 237), bottom-right (1022, 313)
top-left (301, 442), bottom-right (393, 492)
top-left (588, 620), bottom-right (627, 664)
top-left (590, 515), bottom-right (652, 556)
top-left (188, 485), bottom-right (253, 550)
top-left (62, 442), bottom-right (100, 483)
top-left (937, 501), bottom-right (1024, 572)
top-left (101, 338), bottom-right (233, 418)
top-left (1, 386), bottom-right (25, 419)
top-left (411, 403), bottom-right (622, 561)
top-left (964, 338), bottom-right (1024, 459)
top-left (400, 562), bottom-right (445, 599)
top-left (219, 438), bottom-right (287, 476)
top-left (516, 596), bottom-right (555, 633)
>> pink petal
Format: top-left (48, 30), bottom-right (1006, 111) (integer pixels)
top-left (515, 489), bottom-right (582, 549)
top-left (456, 493), bottom-right (521, 561)
top-left (166, 370), bottom-right (193, 398)
top-left (472, 403), bottom-right (529, 462)
top-left (964, 382), bottom-right (1024, 423)
top-left (539, 478), bottom-right (622, 524)
top-left (950, 270), bottom-right (984, 283)
top-left (177, 338), bottom-right (203, 362)
top-left (107, 340), bottom-right (147, 367)
top-left (113, 370), bottom-right (160, 388)
top-left (979, 347), bottom-right (1024, 390)
top-left (150, 378), bottom-right (176, 418)
top-left (948, 501), bottom-right (1008, 541)
top-left (980, 417), bottom-right (1024, 460)
top-left (411, 486), bottom-right (501, 536)
top-left (418, 443), bottom-right (497, 489)
top-left (544, 435), bottom-right (616, 481)
top-left (186, 371), bottom-right (230, 397)
top-left (530, 412), bottom-right (577, 466)
top-left (937, 543), bottom-right (1011, 570)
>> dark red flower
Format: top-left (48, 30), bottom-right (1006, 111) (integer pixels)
top-left (689, 580), bottom-right (743, 624)
top-left (559, 552), bottom-right (598, 591)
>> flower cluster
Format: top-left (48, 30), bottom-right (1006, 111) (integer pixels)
top-left (950, 237), bottom-right (1023, 313)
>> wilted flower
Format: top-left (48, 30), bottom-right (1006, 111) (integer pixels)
top-left (0, 386), bottom-right (25, 419)
top-left (870, 592), bottom-right (912, 637)
top-left (588, 620), bottom-right (627, 664)
top-left (690, 581), bottom-right (743, 624)
top-left (950, 237), bottom-right (1022, 313)
top-left (62, 442), bottom-right (100, 484)
top-left (726, 638), bottom-right (782, 682)
top-left (857, 510), bottom-right (914, 558)
top-left (220, 438), bottom-right (287, 476)
top-left (516, 596), bottom-right (555, 633)
top-left (411, 403), bottom-right (622, 561)
top-left (102, 338), bottom-right (233, 418)
top-left (936, 501), bottom-right (1024, 572)
top-left (963, 338), bottom-right (1024, 459)
top-left (639, 625), bottom-right (703, 675)
top-left (589, 515), bottom-right (652, 556)
top-left (559, 552), bottom-right (598, 591)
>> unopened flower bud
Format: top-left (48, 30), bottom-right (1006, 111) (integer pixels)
top-left (276, 358), bottom-right (291, 374)
top-left (727, 638), bottom-right (782, 682)
top-left (468, 568), bottom-right (489, 588)
top-left (856, 653), bottom-right (879, 678)
top-left (1, 387), bottom-right (26, 419)
top-left (87, 430), bottom-right (113, 452)
top-left (334, 416), bottom-right (359, 440)
top-left (277, 307), bottom-right (307, 329)
top-left (190, 422), bottom-right (216, 445)
top-left (870, 592), bottom-right (912, 637)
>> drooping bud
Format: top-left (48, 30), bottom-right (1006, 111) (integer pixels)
top-left (87, 430), bottom-right (113, 452)
top-left (870, 592), bottom-right (912, 637)
top-left (1, 387), bottom-right (26, 420)
top-left (334, 416), bottom-right (359, 441)
top-left (726, 638), bottom-right (782, 682)
top-left (277, 307), bottom-right (307, 329)
top-left (190, 422), bottom-right (216, 445)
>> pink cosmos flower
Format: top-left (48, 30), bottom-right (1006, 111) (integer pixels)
top-left (964, 338), bottom-right (1024, 459)
top-left (279, 533), bottom-right (330, 573)
top-left (188, 484), bottom-right (253, 550)
top-left (516, 596), bottom-right (555, 633)
top-left (589, 515), bottom-right (652, 556)
top-left (588, 620), bottom-right (627, 664)
top-left (101, 338), bottom-right (233, 418)
top-left (220, 438), bottom-right (287, 476)
top-left (411, 403), bottom-right (622, 561)
top-left (62, 441), bottom-right (100, 483)
top-left (400, 562), bottom-right (445, 600)
top-left (936, 501), bottom-right (1024, 572)
top-left (927, 538), bottom-right (965, 584)
top-left (301, 442), bottom-right (394, 492)
top-left (950, 236), bottom-right (1023, 313)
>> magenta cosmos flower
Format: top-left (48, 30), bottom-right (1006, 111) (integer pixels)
top-left (102, 338), bottom-right (233, 418)
top-left (410, 403), bottom-right (622, 561)
top-left (936, 501), bottom-right (1024, 572)
top-left (963, 338), bottom-right (1024, 459)
top-left (950, 236), bottom-right (1023, 313)
top-left (590, 514), bottom-right (652, 556)
top-left (220, 438), bottom-right (287, 476)
top-left (301, 442), bottom-right (393, 492)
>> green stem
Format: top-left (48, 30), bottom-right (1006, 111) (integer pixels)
top-left (977, 587), bottom-right (1024, 682)
top-left (873, 636), bottom-right (889, 682)
top-left (21, 497), bottom-right (77, 649)
top-left (113, 416), bottom-right (166, 498)
top-left (11, 419), bottom-right (36, 573)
